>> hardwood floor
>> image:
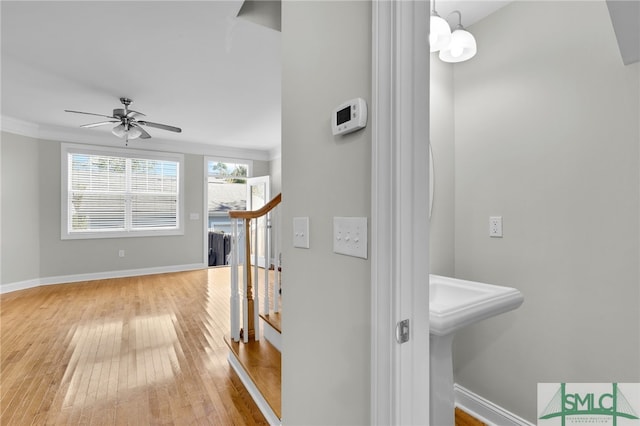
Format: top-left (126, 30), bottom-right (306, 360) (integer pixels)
top-left (455, 408), bottom-right (487, 426)
top-left (258, 312), bottom-right (281, 334)
top-left (1, 268), bottom-right (267, 425)
top-left (224, 337), bottom-right (281, 419)
top-left (1, 267), bottom-right (487, 425)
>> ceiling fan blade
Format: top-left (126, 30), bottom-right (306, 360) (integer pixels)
top-left (132, 124), bottom-right (152, 139)
top-left (65, 110), bottom-right (117, 120)
top-left (126, 110), bottom-right (146, 118)
top-left (80, 120), bottom-right (119, 129)
top-left (138, 120), bottom-right (182, 133)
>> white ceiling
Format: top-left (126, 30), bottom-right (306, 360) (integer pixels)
top-left (1, 1), bottom-right (509, 158)
top-left (1, 1), bottom-right (281, 157)
top-left (435, 0), bottom-right (512, 29)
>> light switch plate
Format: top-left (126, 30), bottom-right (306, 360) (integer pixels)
top-left (333, 217), bottom-right (368, 259)
top-left (293, 217), bottom-right (310, 248)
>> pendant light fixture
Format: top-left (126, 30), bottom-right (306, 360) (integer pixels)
top-left (439, 10), bottom-right (477, 63)
top-left (429, 0), bottom-right (451, 52)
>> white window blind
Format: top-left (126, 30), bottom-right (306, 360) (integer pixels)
top-left (63, 145), bottom-right (183, 239)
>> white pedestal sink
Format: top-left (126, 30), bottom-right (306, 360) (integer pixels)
top-left (429, 275), bottom-right (524, 426)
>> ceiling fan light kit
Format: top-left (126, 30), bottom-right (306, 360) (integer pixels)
top-left (65, 97), bottom-right (182, 146)
top-left (111, 122), bottom-right (142, 140)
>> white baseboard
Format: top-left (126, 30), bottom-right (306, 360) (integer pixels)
top-left (0, 263), bottom-right (207, 294)
top-left (0, 278), bottom-right (41, 294)
top-left (454, 383), bottom-right (534, 426)
top-left (227, 352), bottom-right (281, 426)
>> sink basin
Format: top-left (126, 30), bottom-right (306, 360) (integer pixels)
top-left (429, 274), bottom-right (524, 336)
top-left (429, 274), bottom-right (524, 426)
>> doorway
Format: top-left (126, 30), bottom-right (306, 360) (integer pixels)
top-left (204, 158), bottom-right (271, 268)
top-left (204, 158), bottom-right (250, 267)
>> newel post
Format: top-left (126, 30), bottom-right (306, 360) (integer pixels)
top-left (244, 218), bottom-right (255, 340)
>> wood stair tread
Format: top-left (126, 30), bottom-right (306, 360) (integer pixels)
top-left (224, 335), bottom-right (281, 420)
top-left (259, 311), bottom-right (282, 334)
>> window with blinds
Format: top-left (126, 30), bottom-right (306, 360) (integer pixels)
top-left (62, 144), bottom-right (184, 239)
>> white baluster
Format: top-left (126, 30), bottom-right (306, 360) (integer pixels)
top-left (252, 218), bottom-right (260, 341)
top-left (274, 207), bottom-right (281, 313)
top-left (264, 213), bottom-right (271, 316)
top-left (230, 218), bottom-right (240, 342)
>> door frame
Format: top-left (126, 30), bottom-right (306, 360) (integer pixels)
top-left (371, 1), bottom-right (430, 424)
top-left (246, 175), bottom-right (271, 269)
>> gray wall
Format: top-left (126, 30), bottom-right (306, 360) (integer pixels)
top-left (1, 134), bottom-right (206, 286)
top-left (449, 1), bottom-right (639, 422)
top-left (429, 56), bottom-right (455, 276)
top-left (253, 158), bottom-right (271, 179)
top-left (253, 157), bottom-right (282, 198)
top-left (281, 1), bottom-right (371, 424)
top-left (1, 132), bottom-right (41, 284)
top-left (269, 155), bottom-right (282, 196)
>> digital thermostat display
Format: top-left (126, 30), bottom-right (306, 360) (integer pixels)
top-left (337, 106), bottom-right (351, 126)
top-left (332, 98), bottom-right (367, 136)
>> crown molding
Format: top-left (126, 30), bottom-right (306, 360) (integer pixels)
top-left (1, 115), bottom-right (275, 162)
top-left (1, 115), bottom-right (40, 139)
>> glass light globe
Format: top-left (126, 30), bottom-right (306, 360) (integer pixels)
top-left (450, 45), bottom-right (464, 58)
top-left (429, 14), bottom-right (452, 52)
top-left (112, 123), bottom-right (126, 138)
top-left (127, 125), bottom-right (142, 140)
top-left (439, 28), bottom-right (477, 63)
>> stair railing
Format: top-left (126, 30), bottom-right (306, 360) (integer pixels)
top-left (229, 193), bottom-right (282, 342)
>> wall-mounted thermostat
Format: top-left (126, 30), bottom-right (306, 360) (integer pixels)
top-left (332, 98), bottom-right (367, 136)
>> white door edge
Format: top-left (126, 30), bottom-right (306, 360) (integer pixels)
top-left (371, 1), bottom-right (430, 424)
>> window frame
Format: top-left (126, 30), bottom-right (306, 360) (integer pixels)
top-left (61, 143), bottom-right (185, 240)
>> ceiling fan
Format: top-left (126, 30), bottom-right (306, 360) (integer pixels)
top-left (65, 97), bottom-right (182, 145)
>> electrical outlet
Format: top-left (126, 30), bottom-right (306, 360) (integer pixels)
top-left (489, 216), bottom-right (503, 238)
top-left (118, 249), bottom-right (125, 257)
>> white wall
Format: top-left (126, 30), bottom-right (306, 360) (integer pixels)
top-left (40, 140), bottom-right (204, 278)
top-left (1, 132), bottom-right (41, 284)
top-left (1, 134), bottom-right (206, 287)
top-left (449, 2), bottom-right (639, 423)
top-left (0, 134), bottom-right (2, 284)
top-left (1, 130), bottom-right (280, 289)
top-left (253, 159), bottom-right (271, 179)
top-left (281, 1), bottom-right (371, 424)
top-left (429, 56), bottom-right (455, 276)
top-left (269, 155), bottom-right (282, 196)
